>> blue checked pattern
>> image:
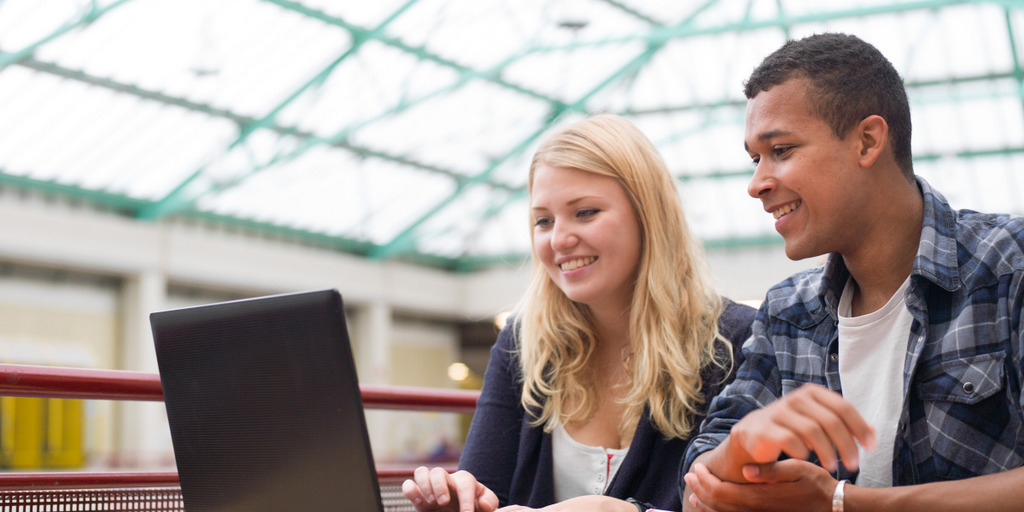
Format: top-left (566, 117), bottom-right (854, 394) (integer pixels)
top-left (683, 177), bottom-right (1024, 485)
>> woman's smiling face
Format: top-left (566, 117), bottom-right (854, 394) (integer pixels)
top-left (530, 163), bottom-right (642, 315)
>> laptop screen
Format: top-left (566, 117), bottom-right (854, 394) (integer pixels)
top-left (151, 289), bottom-right (383, 512)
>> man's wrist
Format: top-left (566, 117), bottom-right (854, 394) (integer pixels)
top-left (703, 435), bottom-right (750, 483)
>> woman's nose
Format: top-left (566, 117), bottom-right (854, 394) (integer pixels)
top-left (550, 223), bottom-right (578, 251)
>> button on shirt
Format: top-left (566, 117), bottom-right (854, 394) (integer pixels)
top-left (552, 421), bottom-right (628, 502)
top-left (683, 177), bottom-right (1024, 485)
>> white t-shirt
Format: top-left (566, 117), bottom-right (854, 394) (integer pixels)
top-left (837, 276), bottom-right (913, 488)
top-left (551, 421), bottom-right (629, 501)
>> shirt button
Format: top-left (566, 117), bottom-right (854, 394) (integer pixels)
top-left (830, 353), bottom-right (839, 362)
top-left (597, 473), bottom-right (604, 482)
top-left (963, 382), bottom-right (975, 394)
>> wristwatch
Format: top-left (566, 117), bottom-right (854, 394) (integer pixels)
top-left (625, 497), bottom-right (671, 512)
top-left (626, 497), bottom-right (647, 511)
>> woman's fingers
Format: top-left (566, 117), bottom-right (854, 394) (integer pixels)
top-left (450, 470), bottom-right (486, 512)
top-left (402, 478), bottom-right (428, 507)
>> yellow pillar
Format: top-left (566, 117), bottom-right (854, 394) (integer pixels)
top-left (2, 397), bottom-right (45, 468)
top-left (44, 398), bottom-right (84, 467)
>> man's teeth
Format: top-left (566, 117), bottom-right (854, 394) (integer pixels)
top-left (560, 257), bottom-right (596, 271)
top-left (773, 201), bottom-right (800, 220)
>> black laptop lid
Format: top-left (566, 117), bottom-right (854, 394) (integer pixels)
top-left (151, 289), bottom-right (383, 512)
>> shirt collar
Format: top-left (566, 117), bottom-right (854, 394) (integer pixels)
top-left (911, 176), bottom-right (961, 293)
top-left (812, 176), bottom-right (961, 316)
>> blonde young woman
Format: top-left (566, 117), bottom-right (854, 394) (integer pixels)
top-left (402, 114), bottom-right (755, 512)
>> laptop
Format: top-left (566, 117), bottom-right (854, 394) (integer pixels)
top-left (150, 289), bottom-right (385, 512)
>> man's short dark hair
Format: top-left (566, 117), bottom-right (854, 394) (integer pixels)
top-left (744, 33), bottom-right (913, 179)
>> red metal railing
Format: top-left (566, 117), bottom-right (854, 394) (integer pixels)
top-left (0, 363), bottom-right (479, 489)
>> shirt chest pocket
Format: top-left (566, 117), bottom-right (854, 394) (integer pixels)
top-left (913, 352), bottom-right (1021, 480)
top-left (916, 352), bottom-right (1004, 404)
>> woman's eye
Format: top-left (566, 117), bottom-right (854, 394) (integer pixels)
top-left (533, 217), bottom-right (551, 228)
top-left (577, 208), bottom-right (599, 219)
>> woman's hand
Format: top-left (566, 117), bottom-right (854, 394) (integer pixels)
top-left (497, 495), bottom-right (638, 511)
top-left (402, 466), bottom-right (500, 512)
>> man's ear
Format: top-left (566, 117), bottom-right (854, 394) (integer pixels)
top-left (856, 115), bottom-right (888, 168)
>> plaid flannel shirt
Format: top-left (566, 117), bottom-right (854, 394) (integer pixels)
top-left (683, 177), bottom-right (1024, 485)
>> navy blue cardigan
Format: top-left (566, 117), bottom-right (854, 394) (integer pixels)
top-left (458, 300), bottom-right (755, 511)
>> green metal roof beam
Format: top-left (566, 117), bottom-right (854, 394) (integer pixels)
top-left (367, 116), bottom-right (557, 260)
top-left (623, 98), bottom-right (746, 116)
top-left (672, 145), bottom-right (1024, 185)
top-left (596, 0), bottom-right (663, 26)
top-left (623, 69), bottom-right (1024, 117)
top-left (263, 0), bottom-right (568, 109)
top-left (702, 234), bottom-right (782, 251)
top-left (451, 188), bottom-right (529, 266)
top-left (180, 0), bottom-right (749, 213)
top-left (340, 145), bottom-right (518, 191)
top-left (0, 0), bottom-right (135, 71)
top-left (742, 0), bottom-right (757, 24)
top-left (501, 0), bottom-right (721, 59)
top-left (186, 210), bottom-right (477, 272)
top-left (18, 57), bottom-right (255, 123)
top-left (188, 40), bottom-right (559, 201)
top-left (368, 0), bottom-right (722, 260)
top-left (455, 252), bottom-right (530, 273)
top-left (131, 56), bottom-right (521, 226)
top-left (913, 145), bottom-right (1024, 161)
top-left (0, 172), bottom-right (149, 212)
top-left (1004, 7), bottom-right (1024, 123)
top-left (122, 54), bottom-right (1017, 224)
top-left (16, 56), bottom-right (514, 192)
top-left (137, 0), bottom-right (420, 221)
top-left (569, 41), bottom-right (663, 111)
top-left (774, 0), bottom-right (792, 40)
top-left (521, 1), bottom-right (1001, 54)
top-left (373, 34), bottom-right (567, 108)
top-left (180, 210), bottom-right (379, 256)
top-left (0, 172), bottom-right (414, 266)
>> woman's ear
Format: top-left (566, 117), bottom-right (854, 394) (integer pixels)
top-left (856, 115), bottom-right (888, 168)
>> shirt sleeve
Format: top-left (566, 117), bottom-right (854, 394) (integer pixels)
top-left (681, 304), bottom-right (783, 475)
top-left (458, 322), bottom-right (524, 506)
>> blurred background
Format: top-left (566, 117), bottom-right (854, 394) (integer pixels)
top-left (0, 0), bottom-right (1022, 471)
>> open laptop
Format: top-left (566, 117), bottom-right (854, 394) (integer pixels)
top-left (150, 289), bottom-right (385, 512)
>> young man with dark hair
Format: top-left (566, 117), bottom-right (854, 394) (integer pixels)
top-left (682, 32), bottom-right (1024, 511)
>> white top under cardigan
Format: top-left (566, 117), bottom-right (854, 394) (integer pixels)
top-left (551, 421), bottom-right (629, 502)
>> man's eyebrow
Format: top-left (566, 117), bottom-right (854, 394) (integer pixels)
top-left (744, 129), bottom-right (794, 152)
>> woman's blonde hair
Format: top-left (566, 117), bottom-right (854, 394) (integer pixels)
top-left (516, 113), bottom-right (727, 439)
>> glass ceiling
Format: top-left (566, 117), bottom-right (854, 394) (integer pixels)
top-left (1, 0), bottom-right (1022, 272)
